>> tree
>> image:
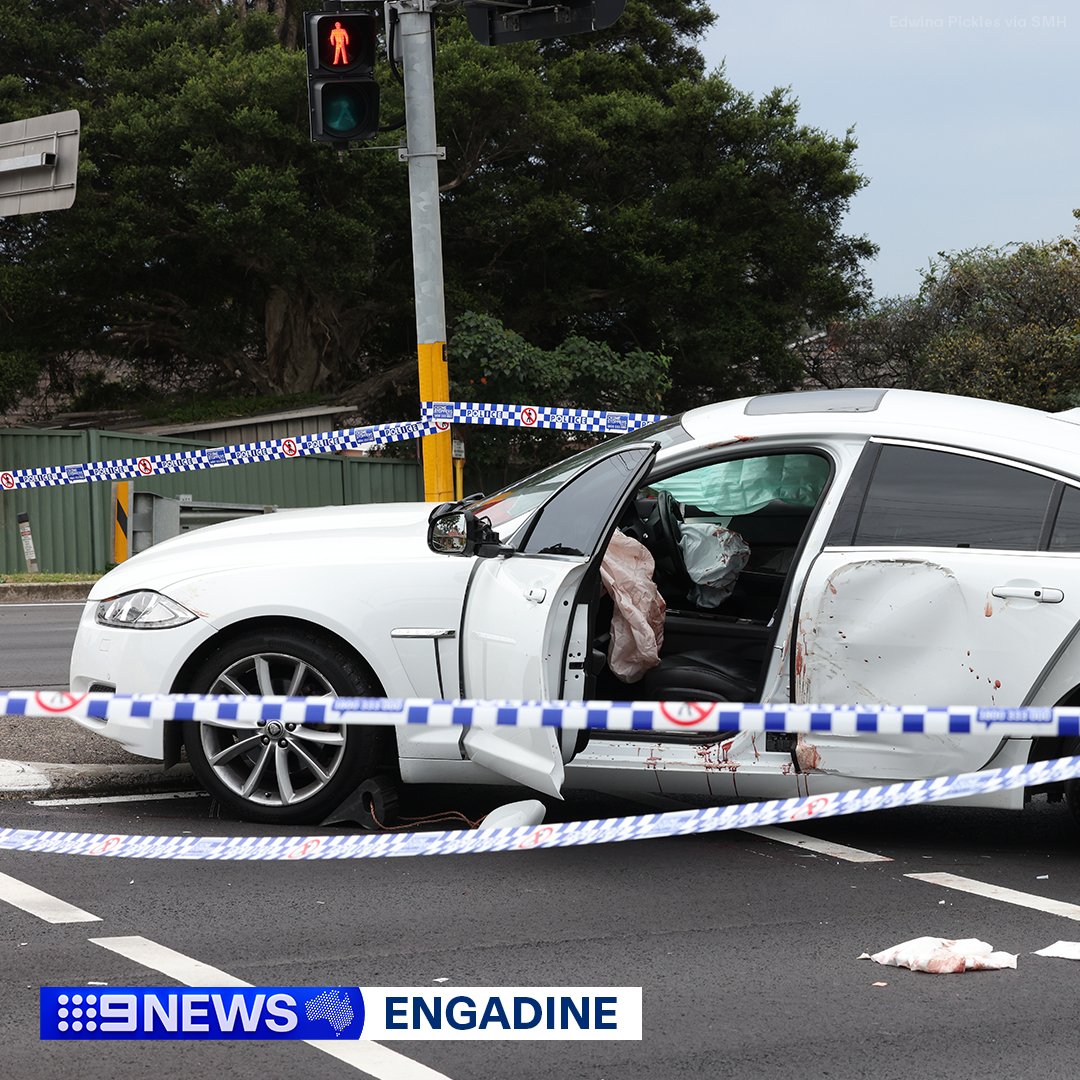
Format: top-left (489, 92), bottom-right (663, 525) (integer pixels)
top-left (799, 218), bottom-right (1080, 412)
top-left (447, 309), bottom-right (670, 490)
top-left (434, 17), bottom-right (876, 410)
top-left (1, 1), bottom-right (412, 413)
top-left (1, 0), bottom-right (876, 422)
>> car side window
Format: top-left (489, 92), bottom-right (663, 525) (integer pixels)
top-left (853, 444), bottom-right (1055, 550)
top-left (1050, 485), bottom-right (1080, 551)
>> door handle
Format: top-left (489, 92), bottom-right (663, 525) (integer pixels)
top-left (524, 587), bottom-right (547, 604)
top-left (992, 586), bottom-right (1063, 603)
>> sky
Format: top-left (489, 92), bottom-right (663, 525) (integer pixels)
top-left (699, 1), bottom-right (1077, 301)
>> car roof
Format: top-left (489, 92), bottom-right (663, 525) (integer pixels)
top-left (679, 389), bottom-right (1080, 479)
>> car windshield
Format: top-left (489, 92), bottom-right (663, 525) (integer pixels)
top-left (468, 414), bottom-right (691, 538)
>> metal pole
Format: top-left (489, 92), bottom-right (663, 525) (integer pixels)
top-left (398, 0), bottom-right (453, 502)
top-left (16, 511), bottom-right (39, 574)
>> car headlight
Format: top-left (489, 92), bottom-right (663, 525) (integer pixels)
top-left (96, 591), bottom-right (198, 629)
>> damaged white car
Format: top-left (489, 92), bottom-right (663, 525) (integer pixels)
top-left (69, 388), bottom-right (1080, 824)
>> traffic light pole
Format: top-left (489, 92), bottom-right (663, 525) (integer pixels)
top-left (398, 0), bottom-right (453, 502)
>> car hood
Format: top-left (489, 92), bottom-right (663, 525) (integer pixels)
top-left (89, 501), bottom-right (436, 599)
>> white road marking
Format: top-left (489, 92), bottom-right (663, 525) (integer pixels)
top-left (91, 936), bottom-right (454, 1080)
top-left (907, 872), bottom-right (1080, 920)
top-left (31, 791), bottom-right (206, 807)
top-left (0, 870), bottom-right (101, 923)
top-left (742, 825), bottom-right (893, 863)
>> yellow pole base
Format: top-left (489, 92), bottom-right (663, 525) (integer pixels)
top-left (417, 341), bottom-right (454, 502)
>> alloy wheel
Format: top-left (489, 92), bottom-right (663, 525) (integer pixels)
top-left (197, 651), bottom-right (348, 808)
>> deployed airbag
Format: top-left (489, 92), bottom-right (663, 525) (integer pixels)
top-left (652, 454), bottom-right (829, 516)
top-left (678, 523), bottom-right (751, 608)
top-left (600, 530), bottom-right (667, 683)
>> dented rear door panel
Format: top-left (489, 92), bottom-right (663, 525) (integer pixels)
top-left (793, 548), bottom-right (1080, 778)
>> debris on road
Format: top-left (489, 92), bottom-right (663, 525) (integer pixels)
top-left (1033, 941), bottom-right (1080, 960)
top-left (861, 937), bottom-right (1018, 973)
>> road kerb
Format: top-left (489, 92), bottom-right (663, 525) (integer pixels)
top-left (0, 582), bottom-right (96, 603)
top-left (0, 759), bottom-right (198, 799)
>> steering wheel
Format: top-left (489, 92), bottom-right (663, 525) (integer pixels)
top-left (650, 490), bottom-right (695, 591)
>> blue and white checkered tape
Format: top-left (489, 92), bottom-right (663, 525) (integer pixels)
top-left (8, 691), bottom-right (1080, 739)
top-left (422, 401), bottom-right (667, 434)
top-left (0, 419), bottom-right (444, 492)
top-left (0, 399), bottom-right (663, 491)
top-left (6, 691), bottom-right (1080, 861)
top-left (2, 753), bottom-right (1079, 861)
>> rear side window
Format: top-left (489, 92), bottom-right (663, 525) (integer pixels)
top-left (1050, 486), bottom-right (1080, 551)
top-left (852, 444), bottom-right (1055, 550)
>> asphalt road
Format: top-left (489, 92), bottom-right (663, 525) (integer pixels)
top-left (0, 602), bottom-right (83, 690)
top-left (5, 606), bottom-right (1080, 1078)
top-left (4, 792), bottom-right (1080, 1080)
top-left (0, 602), bottom-right (149, 767)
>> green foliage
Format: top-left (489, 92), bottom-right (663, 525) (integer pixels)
top-left (0, 347), bottom-right (40, 412)
top-left (1, 1), bottom-right (409, 405)
top-left (917, 238), bottom-right (1080, 409)
top-left (1, 0), bottom-right (875, 430)
top-left (447, 310), bottom-right (669, 489)
top-left (449, 310), bottom-right (668, 408)
top-left (804, 216), bottom-right (1080, 412)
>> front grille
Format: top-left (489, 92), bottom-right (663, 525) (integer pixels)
top-left (88, 683), bottom-right (115, 694)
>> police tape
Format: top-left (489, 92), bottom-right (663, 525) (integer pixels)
top-left (0, 419), bottom-right (444, 491)
top-left (422, 401), bottom-right (667, 434)
top-left (0, 398), bottom-right (660, 491)
top-left (3, 753), bottom-right (1080, 862)
top-left (8, 691), bottom-right (1080, 740)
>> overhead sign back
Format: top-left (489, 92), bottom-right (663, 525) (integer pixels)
top-left (464, 0), bottom-right (626, 46)
top-left (0, 110), bottom-right (80, 217)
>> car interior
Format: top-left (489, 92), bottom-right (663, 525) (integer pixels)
top-left (589, 451), bottom-right (832, 708)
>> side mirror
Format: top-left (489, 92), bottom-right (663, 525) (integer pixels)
top-left (428, 510), bottom-right (471, 554)
top-left (427, 508), bottom-right (513, 558)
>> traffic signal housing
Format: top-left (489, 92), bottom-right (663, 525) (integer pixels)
top-left (464, 0), bottom-right (625, 46)
top-left (305, 11), bottom-right (380, 145)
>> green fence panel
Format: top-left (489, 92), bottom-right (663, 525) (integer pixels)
top-left (0, 429), bottom-right (423, 574)
top-left (342, 456), bottom-right (425, 505)
top-left (0, 431), bottom-right (95, 574)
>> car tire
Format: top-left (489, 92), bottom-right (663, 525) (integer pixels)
top-left (180, 628), bottom-right (386, 825)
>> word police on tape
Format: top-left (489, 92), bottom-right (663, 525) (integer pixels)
top-left (422, 400), bottom-right (666, 434)
top-left (40, 986), bottom-right (641, 1041)
top-left (8, 690), bottom-right (1080, 739)
top-left (6, 754), bottom-right (1080, 863)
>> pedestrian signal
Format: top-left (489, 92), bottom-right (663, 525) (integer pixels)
top-left (305, 11), bottom-right (380, 144)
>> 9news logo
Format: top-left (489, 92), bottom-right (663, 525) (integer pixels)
top-left (40, 987), bottom-right (365, 1041)
top-left (41, 986), bottom-right (642, 1041)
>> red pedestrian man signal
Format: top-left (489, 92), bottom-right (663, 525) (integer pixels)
top-left (304, 11), bottom-right (379, 144)
top-left (330, 21), bottom-right (349, 65)
top-left (311, 12), bottom-right (373, 73)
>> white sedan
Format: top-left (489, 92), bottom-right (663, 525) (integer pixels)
top-left (69, 389), bottom-right (1080, 824)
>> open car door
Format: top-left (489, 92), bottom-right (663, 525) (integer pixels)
top-left (460, 443), bottom-right (658, 796)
